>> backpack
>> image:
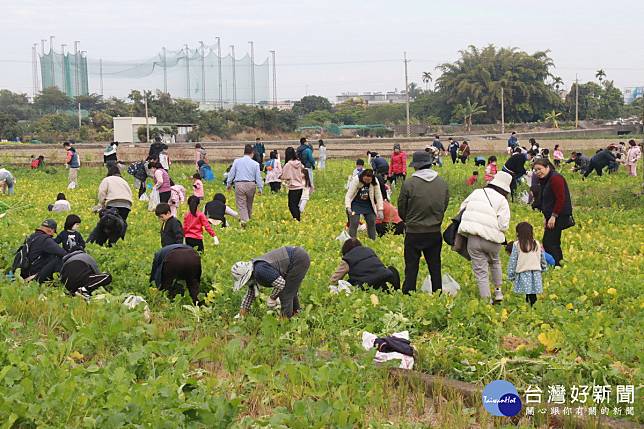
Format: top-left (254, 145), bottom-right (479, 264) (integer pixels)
top-left (11, 235), bottom-right (38, 275)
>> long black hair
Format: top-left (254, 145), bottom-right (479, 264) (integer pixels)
top-left (516, 222), bottom-right (538, 253)
top-left (187, 195), bottom-right (200, 216)
top-left (285, 147), bottom-right (297, 162)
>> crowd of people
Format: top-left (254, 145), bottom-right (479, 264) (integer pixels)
top-left (3, 132), bottom-right (642, 316)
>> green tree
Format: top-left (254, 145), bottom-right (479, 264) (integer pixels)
top-left (564, 81), bottom-right (623, 120)
top-left (293, 95), bottom-right (332, 115)
top-left (75, 94), bottom-right (105, 112)
top-left (422, 72), bottom-right (433, 92)
top-left (453, 98), bottom-right (486, 132)
top-left (436, 44), bottom-right (561, 123)
top-left (34, 87), bottom-right (72, 113)
top-left (411, 91), bottom-right (452, 124)
top-left (544, 110), bottom-right (562, 128)
top-left (552, 77), bottom-right (564, 92)
top-left (0, 90), bottom-right (34, 120)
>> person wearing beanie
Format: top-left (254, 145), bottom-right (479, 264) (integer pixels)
top-left (22, 219), bottom-right (67, 282)
top-left (457, 171), bottom-right (512, 304)
top-left (398, 151), bottom-right (449, 294)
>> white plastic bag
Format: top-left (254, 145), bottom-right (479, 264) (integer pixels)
top-left (329, 280), bottom-right (353, 295)
top-left (442, 274), bottom-right (461, 297)
top-left (335, 230), bottom-right (351, 243)
top-left (139, 193), bottom-right (149, 201)
top-left (421, 275), bottom-right (432, 293)
top-left (148, 188), bottom-right (160, 211)
top-left (519, 191), bottom-right (530, 204)
top-left (123, 294), bottom-right (151, 322)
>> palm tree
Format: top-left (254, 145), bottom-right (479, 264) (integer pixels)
top-left (407, 82), bottom-right (421, 98)
top-left (552, 77), bottom-right (564, 91)
top-left (544, 110), bottom-right (562, 128)
top-left (596, 69), bottom-right (606, 83)
top-left (422, 71), bottom-right (433, 92)
top-left (455, 98), bottom-right (487, 132)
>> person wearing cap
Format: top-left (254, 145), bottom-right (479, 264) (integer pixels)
top-left (103, 141), bottom-right (119, 167)
top-left (226, 144), bottom-right (264, 225)
top-left (60, 250), bottom-right (112, 300)
top-left (0, 168), bottom-right (16, 195)
top-left (388, 144), bottom-right (407, 187)
top-left (398, 151), bottom-right (449, 294)
top-left (457, 171), bottom-right (512, 304)
top-left (150, 244), bottom-right (202, 304)
top-left (22, 219), bottom-right (67, 282)
top-left (231, 246), bottom-right (310, 319)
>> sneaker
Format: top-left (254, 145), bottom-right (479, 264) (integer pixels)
top-left (75, 287), bottom-right (91, 301)
top-left (493, 288), bottom-right (504, 303)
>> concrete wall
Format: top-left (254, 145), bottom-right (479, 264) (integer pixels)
top-left (0, 137), bottom-right (625, 167)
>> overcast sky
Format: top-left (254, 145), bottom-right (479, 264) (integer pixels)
top-left (1, 0), bottom-right (643, 102)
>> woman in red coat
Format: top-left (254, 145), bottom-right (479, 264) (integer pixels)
top-left (388, 144), bottom-right (407, 187)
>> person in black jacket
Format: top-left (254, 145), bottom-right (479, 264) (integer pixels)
top-left (329, 238), bottom-right (400, 291)
top-left (88, 208), bottom-right (125, 247)
top-left (54, 214), bottom-right (85, 252)
top-left (155, 203), bottom-right (184, 246)
top-left (148, 136), bottom-right (164, 161)
top-left (23, 219), bottom-right (67, 282)
top-left (532, 159), bottom-right (574, 266)
top-left (150, 244), bottom-right (202, 304)
top-left (502, 148), bottom-right (532, 200)
top-left (204, 193), bottom-right (239, 227)
top-left (369, 152), bottom-right (390, 177)
top-left (583, 148), bottom-right (617, 178)
top-left (60, 251), bottom-right (112, 299)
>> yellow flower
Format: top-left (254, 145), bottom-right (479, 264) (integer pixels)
top-left (370, 294), bottom-right (379, 306)
top-left (606, 288), bottom-right (617, 296)
top-left (69, 351), bottom-right (84, 362)
top-left (566, 303), bottom-right (574, 310)
top-left (537, 329), bottom-right (563, 352)
top-left (501, 309), bottom-right (508, 322)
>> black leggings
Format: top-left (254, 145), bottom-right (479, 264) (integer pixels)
top-left (161, 248), bottom-right (202, 303)
top-left (450, 152), bottom-right (458, 164)
top-left (288, 189), bottom-right (303, 221)
top-left (185, 237), bottom-right (204, 252)
top-left (269, 182), bottom-right (281, 193)
top-left (526, 294), bottom-right (537, 306)
top-left (159, 191), bottom-right (171, 203)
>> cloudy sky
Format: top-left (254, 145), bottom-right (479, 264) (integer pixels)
top-left (1, 0), bottom-right (643, 102)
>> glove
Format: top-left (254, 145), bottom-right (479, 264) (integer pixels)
top-left (213, 236), bottom-right (220, 245)
top-left (267, 297), bottom-right (281, 309)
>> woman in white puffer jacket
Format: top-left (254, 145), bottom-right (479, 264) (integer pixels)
top-left (458, 171), bottom-right (512, 303)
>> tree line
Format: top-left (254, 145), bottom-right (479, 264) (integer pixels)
top-left (0, 44), bottom-right (642, 143)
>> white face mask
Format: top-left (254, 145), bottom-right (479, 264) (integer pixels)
top-left (72, 224), bottom-right (80, 231)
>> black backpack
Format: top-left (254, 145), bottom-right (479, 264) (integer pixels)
top-left (11, 235), bottom-right (38, 275)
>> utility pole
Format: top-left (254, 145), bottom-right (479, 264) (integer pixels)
top-left (60, 44), bottom-right (67, 94)
top-left (270, 50), bottom-right (277, 107)
top-left (216, 37), bottom-right (223, 109)
top-left (144, 94), bottom-right (150, 143)
top-left (199, 41), bottom-right (206, 103)
top-left (50, 36), bottom-right (55, 89)
top-left (230, 45), bottom-right (237, 106)
top-left (185, 44), bottom-right (191, 99)
top-left (74, 41), bottom-right (80, 97)
top-left (249, 41), bottom-right (255, 105)
top-left (404, 51), bottom-right (411, 138)
top-left (162, 46), bottom-right (167, 93)
top-left (501, 86), bottom-right (505, 134)
top-left (575, 74), bottom-right (579, 129)
top-left (99, 58), bottom-right (104, 96)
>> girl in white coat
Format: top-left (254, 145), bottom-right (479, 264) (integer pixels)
top-left (458, 171), bottom-right (512, 303)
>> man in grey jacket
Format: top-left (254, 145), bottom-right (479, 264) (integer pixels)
top-left (398, 151), bottom-right (449, 294)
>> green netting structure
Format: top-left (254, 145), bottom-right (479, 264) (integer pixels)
top-left (88, 44), bottom-right (269, 105)
top-left (40, 50), bottom-right (89, 97)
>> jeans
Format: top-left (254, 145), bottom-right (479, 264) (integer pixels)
top-left (349, 212), bottom-right (376, 240)
top-left (306, 167), bottom-right (315, 188)
top-left (288, 189), bottom-right (303, 221)
top-left (450, 152), bottom-right (457, 164)
top-left (466, 235), bottom-right (503, 299)
top-left (542, 217), bottom-right (565, 266)
top-left (403, 231), bottom-right (442, 294)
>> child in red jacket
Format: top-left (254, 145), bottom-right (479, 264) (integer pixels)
top-left (183, 196), bottom-right (217, 251)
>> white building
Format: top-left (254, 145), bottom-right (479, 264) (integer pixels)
top-left (336, 90), bottom-right (409, 105)
top-left (113, 117), bottom-right (157, 143)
